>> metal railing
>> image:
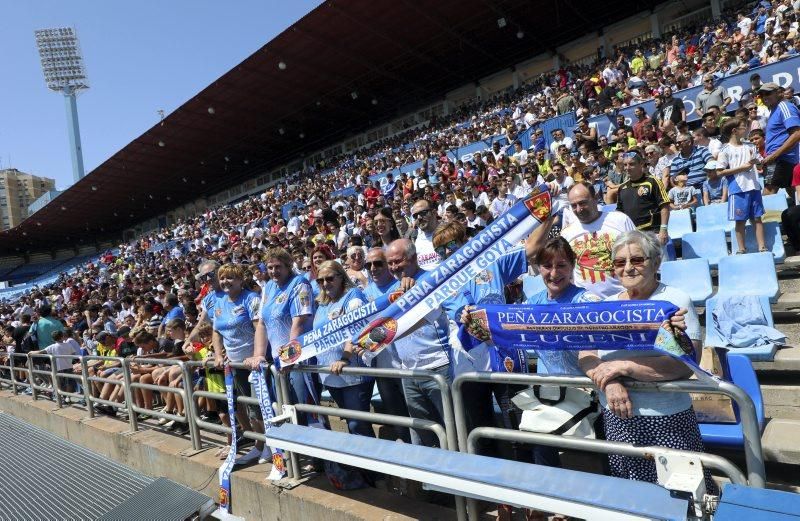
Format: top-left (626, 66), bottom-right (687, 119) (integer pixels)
top-left (451, 372), bottom-right (765, 488)
top-left (124, 357), bottom-right (202, 450)
top-left (0, 352), bottom-right (769, 520)
top-left (282, 364), bottom-right (466, 520)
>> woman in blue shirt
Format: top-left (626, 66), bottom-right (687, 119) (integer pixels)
top-left (314, 260), bottom-right (375, 438)
top-left (524, 237), bottom-right (599, 469)
top-left (210, 263), bottom-right (263, 465)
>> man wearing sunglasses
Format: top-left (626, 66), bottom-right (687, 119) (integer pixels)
top-left (410, 199), bottom-right (442, 271)
top-left (361, 248), bottom-right (411, 443)
top-left (183, 260), bottom-right (222, 351)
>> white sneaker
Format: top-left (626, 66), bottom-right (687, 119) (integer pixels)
top-left (158, 417), bottom-right (170, 426)
top-left (163, 420), bottom-right (176, 429)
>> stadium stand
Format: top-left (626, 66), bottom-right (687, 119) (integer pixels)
top-left (2, 0), bottom-right (800, 519)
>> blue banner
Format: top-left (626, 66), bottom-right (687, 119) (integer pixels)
top-left (353, 183), bottom-right (555, 356)
top-left (464, 301), bottom-right (697, 372)
top-left (581, 55), bottom-right (800, 141)
top-left (279, 183), bottom-right (556, 367)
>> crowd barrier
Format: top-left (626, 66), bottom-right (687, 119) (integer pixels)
top-left (0, 353), bottom-right (767, 520)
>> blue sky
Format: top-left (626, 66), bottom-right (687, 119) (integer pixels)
top-left (0, 1), bottom-right (321, 190)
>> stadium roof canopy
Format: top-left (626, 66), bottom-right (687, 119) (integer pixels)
top-left (4, 0), bottom-right (656, 255)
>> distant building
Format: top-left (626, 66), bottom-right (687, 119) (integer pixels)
top-left (0, 169), bottom-right (56, 230)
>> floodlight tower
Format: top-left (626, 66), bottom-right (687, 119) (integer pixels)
top-left (34, 27), bottom-right (89, 183)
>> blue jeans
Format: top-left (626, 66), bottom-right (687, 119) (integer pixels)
top-left (402, 364), bottom-right (451, 447)
top-left (327, 380), bottom-right (376, 438)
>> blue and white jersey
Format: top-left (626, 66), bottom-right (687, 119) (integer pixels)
top-left (260, 274), bottom-right (314, 359)
top-left (766, 100), bottom-right (800, 164)
top-left (201, 289), bottom-right (225, 315)
top-left (302, 272), bottom-right (322, 301)
top-left (211, 290), bottom-right (261, 363)
top-left (363, 278), bottom-right (402, 369)
top-left (526, 285), bottom-right (599, 376)
top-left (161, 305), bottom-right (186, 326)
top-left (313, 287), bottom-right (368, 388)
top-left (444, 248), bottom-right (528, 374)
top-left (390, 269), bottom-right (451, 371)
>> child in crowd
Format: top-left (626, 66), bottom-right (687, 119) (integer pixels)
top-left (668, 172), bottom-right (697, 210)
top-left (702, 160), bottom-right (728, 205)
top-left (717, 118), bottom-right (767, 253)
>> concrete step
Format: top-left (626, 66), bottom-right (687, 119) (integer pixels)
top-left (761, 384), bottom-right (800, 420)
top-left (754, 345), bottom-right (800, 373)
top-left (762, 418), bottom-right (800, 466)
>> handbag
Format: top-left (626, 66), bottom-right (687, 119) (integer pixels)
top-left (511, 384), bottom-right (600, 439)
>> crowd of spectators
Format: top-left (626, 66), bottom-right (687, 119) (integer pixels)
top-left (1, 1), bottom-right (799, 517)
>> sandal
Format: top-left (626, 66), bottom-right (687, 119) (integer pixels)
top-left (735, 250), bottom-right (746, 255)
top-left (215, 446), bottom-right (231, 459)
top-left (758, 247), bottom-right (769, 253)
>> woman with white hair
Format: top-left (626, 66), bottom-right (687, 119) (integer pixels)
top-left (345, 246), bottom-right (368, 289)
top-left (578, 230), bottom-right (716, 492)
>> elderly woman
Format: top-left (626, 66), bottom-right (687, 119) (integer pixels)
top-left (307, 260), bottom-right (376, 438)
top-left (578, 230), bottom-right (714, 492)
top-left (345, 246), bottom-right (369, 289)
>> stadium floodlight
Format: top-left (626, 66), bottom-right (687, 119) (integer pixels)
top-left (34, 26), bottom-right (89, 183)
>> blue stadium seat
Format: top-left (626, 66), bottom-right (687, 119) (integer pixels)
top-left (703, 295), bottom-right (781, 362)
top-left (715, 484), bottom-right (800, 520)
top-left (717, 252), bottom-right (779, 302)
top-left (729, 221), bottom-right (786, 263)
top-left (265, 423), bottom-right (690, 520)
top-left (521, 274), bottom-right (545, 300)
top-left (699, 353), bottom-right (765, 448)
top-left (681, 229), bottom-right (728, 267)
top-left (762, 192), bottom-right (789, 214)
top-left (660, 259), bottom-right (712, 305)
top-left (696, 203), bottom-right (734, 234)
top-left (667, 208), bottom-right (693, 240)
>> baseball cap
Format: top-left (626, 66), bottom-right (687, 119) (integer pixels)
top-left (759, 82), bottom-right (781, 93)
top-left (704, 160), bottom-right (719, 170)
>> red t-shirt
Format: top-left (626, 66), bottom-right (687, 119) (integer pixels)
top-left (792, 163), bottom-right (800, 187)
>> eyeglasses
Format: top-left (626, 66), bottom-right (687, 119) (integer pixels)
top-left (364, 260), bottom-right (385, 269)
top-left (623, 152), bottom-right (641, 159)
top-left (612, 256), bottom-right (649, 269)
top-left (317, 274), bottom-right (340, 284)
top-left (412, 209), bottom-right (431, 219)
top-left (435, 240), bottom-right (461, 258)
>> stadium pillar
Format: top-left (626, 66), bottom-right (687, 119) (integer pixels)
top-left (710, 0), bottom-right (722, 19)
top-left (598, 33), bottom-right (609, 60)
top-left (512, 70), bottom-right (520, 90)
top-left (475, 84), bottom-right (483, 100)
top-left (442, 100), bottom-right (450, 116)
top-left (552, 54), bottom-right (561, 69)
top-left (650, 12), bottom-right (661, 39)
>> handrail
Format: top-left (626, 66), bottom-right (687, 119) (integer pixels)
top-left (284, 363), bottom-right (466, 520)
top-left (451, 372), bottom-right (766, 488)
top-left (467, 427), bottom-right (748, 486)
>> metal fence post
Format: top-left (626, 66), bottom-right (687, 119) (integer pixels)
top-left (49, 354), bottom-right (63, 408)
top-left (9, 355), bottom-right (19, 395)
top-left (120, 358), bottom-right (138, 432)
top-left (27, 356), bottom-right (38, 401)
top-left (179, 360), bottom-right (202, 450)
top-left (81, 357), bottom-right (95, 418)
top-left (278, 369), bottom-right (301, 481)
top-left (717, 380), bottom-right (766, 488)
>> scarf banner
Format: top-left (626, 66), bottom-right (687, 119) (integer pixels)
top-left (250, 364), bottom-right (287, 481)
top-left (278, 182), bottom-right (556, 366)
top-left (353, 183), bottom-right (556, 355)
top-left (217, 366), bottom-right (238, 514)
top-left (462, 300), bottom-right (715, 379)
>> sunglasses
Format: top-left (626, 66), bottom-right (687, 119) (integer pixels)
top-left (364, 260), bottom-right (385, 269)
top-left (435, 240), bottom-right (460, 258)
top-left (612, 256), bottom-right (649, 269)
top-left (317, 274), bottom-right (340, 284)
top-left (412, 209), bottom-right (431, 219)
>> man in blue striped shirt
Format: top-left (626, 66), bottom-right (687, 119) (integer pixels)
top-left (760, 82), bottom-right (800, 194)
top-left (669, 134), bottom-right (713, 192)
